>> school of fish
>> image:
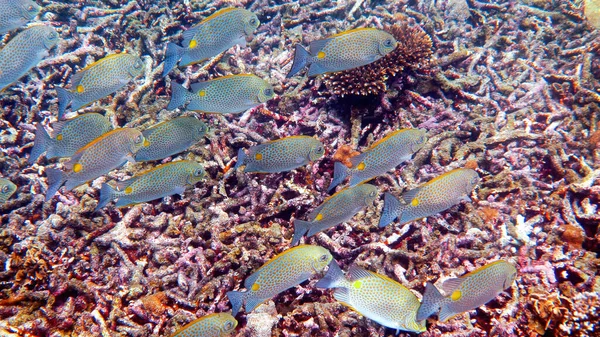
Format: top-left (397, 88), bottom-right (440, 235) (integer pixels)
top-left (0, 3), bottom-right (523, 336)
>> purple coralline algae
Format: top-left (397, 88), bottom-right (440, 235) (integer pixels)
top-left (0, 0), bottom-right (599, 336)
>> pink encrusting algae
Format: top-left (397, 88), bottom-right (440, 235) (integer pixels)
top-left (0, 0), bottom-right (599, 337)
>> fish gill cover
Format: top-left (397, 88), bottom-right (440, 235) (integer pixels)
top-left (0, 0), bottom-right (599, 336)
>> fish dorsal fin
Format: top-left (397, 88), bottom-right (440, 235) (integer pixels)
top-left (441, 277), bottom-right (464, 294)
top-left (347, 264), bottom-right (373, 281)
top-left (72, 129), bottom-right (124, 155)
top-left (462, 260), bottom-right (507, 278)
top-left (78, 53), bottom-right (127, 73)
top-left (190, 81), bottom-right (211, 93)
top-left (216, 73), bottom-right (256, 80)
top-left (368, 129), bottom-right (411, 150)
top-left (401, 186), bottom-right (422, 205)
top-left (200, 8), bottom-right (239, 24)
top-left (264, 135), bottom-right (312, 145)
top-left (244, 245), bottom-right (311, 289)
top-left (425, 168), bottom-right (469, 186)
top-left (328, 27), bottom-right (378, 39)
top-left (309, 39), bottom-right (330, 55)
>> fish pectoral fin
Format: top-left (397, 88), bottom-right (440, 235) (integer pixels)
top-left (234, 35), bottom-right (248, 47)
top-left (295, 156), bottom-right (306, 164)
top-left (173, 186), bottom-right (186, 195)
top-left (440, 277), bottom-right (464, 294)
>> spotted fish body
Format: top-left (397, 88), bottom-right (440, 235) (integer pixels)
top-left (287, 28), bottom-right (397, 78)
top-left (0, 0), bottom-right (40, 34)
top-left (328, 129), bottom-right (427, 192)
top-left (292, 184), bottom-right (378, 245)
top-left (235, 136), bottom-right (324, 173)
top-left (29, 113), bottom-right (112, 164)
top-left (378, 168), bottom-right (479, 228)
top-left (226, 245), bottom-right (333, 316)
top-left (45, 128), bottom-right (148, 201)
top-left (135, 117), bottom-right (208, 162)
top-left (316, 261), bottom-right (426, 334)
top-left (416, 260), bottom-right (517, 322)
top-left (0, 25), bottom-right (58, 91)
top-left (96, 160), bottom-right (205, 210)
top-left (56, 53), bottom-right (144, 119)
top-left (0, 178), bottom-right (17, 203)
top-left (163, 8), bottom-right (259, 76)
top-left (171, 312), bottom-right (237, 337)
top-left (168, 74), bottom-right (274, 114)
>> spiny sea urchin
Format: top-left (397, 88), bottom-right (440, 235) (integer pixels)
top-left (322, 23), bottom-right (433, 96)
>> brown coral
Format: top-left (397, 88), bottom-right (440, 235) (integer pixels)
top-left (322, 23), bottom-right (433, 96)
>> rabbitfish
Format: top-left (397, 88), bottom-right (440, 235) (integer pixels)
top-left (96, 160), bottom-right (205, 210)
top-left (416, 260), bottom-right (517, 322)
top-left (163, 8), bottom-right (259, 76)
top-left (379, 168), bottom-right (479, 228)
top-left (0, 25), bottom-right (58, 91)
top-left (0, 178), bottom-right (17, 203)
top-left (29, 113), bottom-right (112, 164)
top-left (226, 245), bottom-right (332, 316)
top-left (287, 28), bottom-right (397, 78)
top-left (168, 74), bottom-right (273, 114)
top-left (56, 53), bottom-right (144, 119)
top-left (0, 0), bottom-right (40, 34)
top-left (171, 312), bottom-right (237, 337)
top-left (135, 116), bottom-right (208, 162)
top-left (235, 136), bottom-right (324, 173)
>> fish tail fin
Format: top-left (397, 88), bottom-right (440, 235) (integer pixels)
top-left (291, 220), bottom-right (312, 246)
top-left (286, 44), bottom-right (310, 78)
top-left (315, 260), bottom-right (346, 289)
top-left (167, 82), bottom-right (189, 110)
top-left (45, 168), bottom-right (65, 201)
top-left (234, 148), bottom-right (247, 170)
top-left (29, 124), bottom-right (51, 164)
top-left (162, 42), bottom-right (184, 77)
top-left (226, 290), bottom-right (245, 316)
top-left (416, 282), bottom-right (444, 321)
top-left (95, 183), bottom-right (116, 211)
top-left (378, 192), bottom-right (402, 228)
top-left (55, 87), bottom-right (73, 120)
top-left (327, 161), bottom-right (348, 192)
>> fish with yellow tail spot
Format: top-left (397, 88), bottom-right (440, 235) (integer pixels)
top-left (287, 28), bottom-right (397, 78)
top-left (235, 136), bottom-right (324, 173)
top-left (168, 74), bottom-right (274, 114)
top-left (316, 260), bottom-right (427, 334)
top-left (96, 160), bottom-right (205, 211)
top-left (328, 128), bottom-right (427, 192)
top-left (226, 245), bottom-right (332, 316)
top-left (56, 53), bottom-right (144, 119)
top-left (0, 25), bottom-right (58, 92)
top-left (29, 113), bottom-right (112, 164)
top-left (378, 168), bottom-right (479, 228)
top-left (416, 260), bottom-right (517, 322)
top-left (162, 8), bottom-right (260, 76)
top-left (45, 128), bottom-right (148, 202)
top-left (0, 178), bottom-right (17, 203)
top-left (171, 312), bottom-right (237, 337)
top-left (292, 183), bottom-right (378, 245)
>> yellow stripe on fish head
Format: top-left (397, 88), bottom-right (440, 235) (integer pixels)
top-left (73, 163), bottom-right (83, 173)
top-left (451, 290), bottom-right (462, 301)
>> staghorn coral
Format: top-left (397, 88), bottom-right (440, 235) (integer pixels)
top-left (322, 22), bottom-right (434, 96)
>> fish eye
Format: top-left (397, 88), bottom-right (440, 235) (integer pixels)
top-left (263, 88), bottom-right (273, 97)
top-left (194, 168), bottom-right (204, 177)
top-left (133, 60), bottom-right (143, 69)
top-left (1, 185), bottom-right (8, 193)
top-left (470, 176), bottom-right (479, 185)
top-left (28, 5), bottom-right (34, 11)
top-left (316, 146), bottom-right (324, 153)
top-left (384, 39), bottom-right (393, 47)
top-left (318, 254), bottom-right (328, 262)
top-left (369, 191), bottom-right (376, 197)
top-left (134, 135), bottom-right (143, 144)
top-left (223, 321), bottom-right (235, 330)
top-left (249, 18), bottom-right (258, 26)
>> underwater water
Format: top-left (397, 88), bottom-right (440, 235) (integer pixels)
top-left (0, 0), bottom-right (599, 336)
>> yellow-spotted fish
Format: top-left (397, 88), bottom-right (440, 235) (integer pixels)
top-left (328, 129), bottom-right (426, 192)
top-left (163, 8), bottom-right (259, 76)
top-left (0, 178), bottom-right (17, 203)
top-left (168, 74), bottom-right (274, 114)
top-left (171, 312), bottom-right (237, 337)
top-left (235, 136), bottom-right (324, 173)
top-left (226, 245), bottom-right (332, 316)
top-left (416, 260), bottom-right (517, 322)
top-left (97, 160), bottom-right (205, 211)
top-left (0, 0), bottom-right (40, 34)
top-left (0, 25), bottom-right (58, 91)
top-left (378, 168), bottom-right (479, 228)
top-left (287, 28), bottom-right (397, 78)
top-left (135, 116), bottom-right (207, 162)
top-left (29, 113), bottom-right (112, 164)
top-left (292, 184), bottom-right (378, 245)
top-left (45, 128), bottom-right (148, 201)
top-left (316, 261), bottom-right (426, 334)
top-left (56, 53), bottom-right (144, 119)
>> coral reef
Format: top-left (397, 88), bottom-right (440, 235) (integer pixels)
top-left (0, 0), bottom-right (599, 336)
